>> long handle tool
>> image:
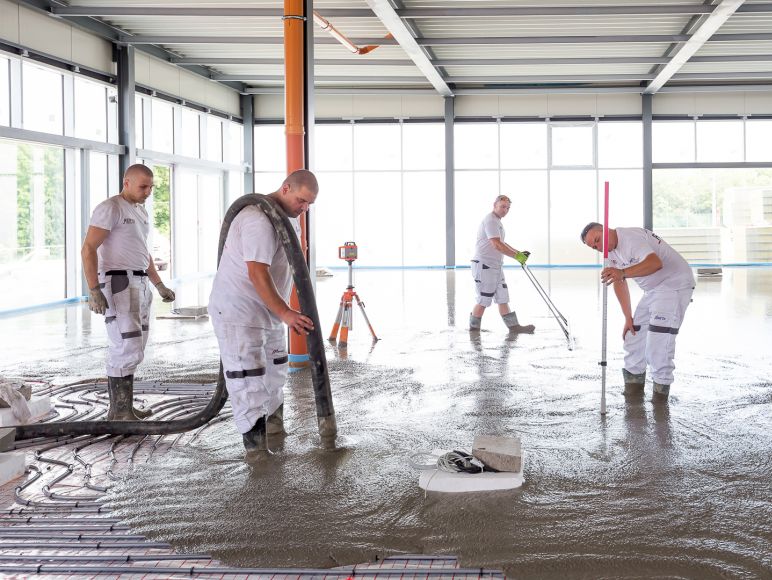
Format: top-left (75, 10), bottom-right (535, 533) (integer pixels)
top-left (600, 181), bottom-right (610, 415)
top-left (519, 263), bottom-right (574, 349)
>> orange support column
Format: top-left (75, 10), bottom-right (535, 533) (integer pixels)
top-left (285, 0), bottom-right (310, 367)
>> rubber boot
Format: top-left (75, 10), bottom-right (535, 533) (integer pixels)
top-left (106, 375), bottom-right (142, 421)
top-left (243, 416), bottom-right (268, 452)
top-left (622, 369), bottom-right (646, 397)
top-left (652, 381), bottom-right (670, 403)
top-left (502, 311), bottom-right (535, 333)
top-left (266, 404), bottom-right (286, 435)
top-left (469, 313), bottom-right (482, 331)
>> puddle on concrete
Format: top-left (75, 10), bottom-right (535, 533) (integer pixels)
top-left (4, 269), bottom-right (772, 578)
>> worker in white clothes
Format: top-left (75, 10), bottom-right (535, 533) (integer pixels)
top-left (82, 164), bottom-right (176, 420)
top-left (209, 170), bottom-right (318, 457)
top-left (470, 194), bottom-right (535, 333)
top-left (580, 222), bottom-right (695, 402)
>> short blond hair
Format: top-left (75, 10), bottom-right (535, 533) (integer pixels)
top-left (495, 195), bottom-right (511, 204)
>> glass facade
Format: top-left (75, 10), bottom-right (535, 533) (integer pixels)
top-left (1, 50), bottom-right (246, 311)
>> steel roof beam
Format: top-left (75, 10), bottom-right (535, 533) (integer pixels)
top-left (213, 74), bottom-right (430, 83)
top-left (171, 57), bottom-right (414, 66)
top-left (118, 33), bottom-right (772, 46)
top-left (363, 0), bottom-right (452, 96)
top-left (645, 0), bottom-right (745, 94)
top-left (46, 4), bottom-right (772, 18)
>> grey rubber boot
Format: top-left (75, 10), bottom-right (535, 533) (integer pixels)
top-left (243, 416), bottom-right (268, 452)
top-left (106, 375), bottom-right (144, 421)
top-left (266, 404), bottom-right (286, 435)
top-left (469, 313), bottom-right (482, 330)
top-left (652, 381), bottom-right (670, 403)
top-left (622, 369), bottom-right (646, 396)
top-left (502, 311), bottom-right (535, 333)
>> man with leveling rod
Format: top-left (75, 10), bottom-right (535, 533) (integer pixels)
top-left (469, 195), bottom-right (535, 333)
top-left (580, 222), bottom-right (695, 402)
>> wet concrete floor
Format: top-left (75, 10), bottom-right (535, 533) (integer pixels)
top-left (2, 268), bottom-right (771, 578)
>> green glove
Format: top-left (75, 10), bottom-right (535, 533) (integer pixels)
top-left (514, 250), bottom-right (530, 265)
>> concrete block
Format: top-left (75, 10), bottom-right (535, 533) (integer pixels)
top-left (472, 434), bottom-right (522, 473)
top-left (0, 382), bottom-right (32, 407)
top-left (0, 396), bottom-right (51, 427)
top-left (0, 428), bottom-right (16, 452)
top-left (0, 452), bottom-right (26, 486)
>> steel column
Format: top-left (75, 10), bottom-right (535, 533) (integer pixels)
top-left (444, 96), bottom-right (455, 268)
top-left (642, 93), bottom-right (653, 230)
top-left (116, 45), bottom-right (136, 176)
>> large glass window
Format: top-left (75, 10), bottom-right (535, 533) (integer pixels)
top-left (551, 124), bottom-right (593, 166)
top-left (22, 62), bottom-right (63, 134)
top-left (225, 121), bottom-right (243, 165)
top-left (134, 95), bottom-right (144, 148)
top-left (745, 119), bottom-right (772, 162)
top-left (598, 122), bottom-right (642, 168)
top-left (697, 120), bottom-right (744, 163)
top-left (455, 123), bottom-right (498, 169)
top-left (205, 116), bottom-right (223, 162)
top-left (653, 168), bottom-right (772, 263)
top-left (403, 123), bottom-right (444, 170)
top-left (653, 120), bottom-right (695, 163)
top-left (150, 99), bottom-right (174, 153)
top-left (178, 108), bottom-right (200, 158)
top-left (254, 125), bottom-right (286, 172)
top-left (89, 152), bottom-right (109, 214)
top-left (315, 124), bottom-right (353, 170)
top-left (354, 124), bottom-right (400, 170)
top-left (550, 170), bottom-right (596, 264)
top-left (0, 140), bottom-right (65, 309)
top-left (0, 55), bottom-right (10, 127)
top-left (74, 78), bottom-right (107, 141)
top-left (500, 123), bottom-right (548, 169)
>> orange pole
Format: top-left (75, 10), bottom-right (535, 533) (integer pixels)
top-left (285, 0), bottom-right (309, 366)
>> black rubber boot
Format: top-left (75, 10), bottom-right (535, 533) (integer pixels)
top-left (106, 375), bottom-right (142, 421)
top-left (266, 404), bottom-right (286, 435)
top-left (502, 311), bottom-right (535, 333)
top-left (622, 369), bottom-right (646, 397)
top-left (469, 313), bottom-right (482, 331)
top-left (652, 381), bottom-right (670, 403)
top-left (243, 416), bottom-right (268, 452)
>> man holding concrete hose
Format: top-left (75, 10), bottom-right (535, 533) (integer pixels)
top-left (469, 194), bottom-right (535, 333)
top-left (81, 163), bottom-right (176, 421)
top-left (580, 223), bottom-right (695, 402)
top-left (208, 170), bottom-right (318, 458)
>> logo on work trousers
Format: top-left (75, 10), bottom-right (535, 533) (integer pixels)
top-left (271, 348), bottom-right (284, 355)
top-left (654, 315), bottom-right (666, 321)
top-left (123, 218), bottom-right (135, 224)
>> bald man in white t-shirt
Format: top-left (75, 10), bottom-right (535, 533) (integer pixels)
top-left (581, 222), bottom-right (695, 403)
top-left (81, 164), bottom-right (176, 420)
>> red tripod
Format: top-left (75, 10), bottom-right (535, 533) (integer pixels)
top-left (329, 242), bottom-right (378, 347)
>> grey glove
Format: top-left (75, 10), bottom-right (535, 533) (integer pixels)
top-left (155, 282), bottom-right (176, 303)
top-left (89, 286), bottom-right (108, 315)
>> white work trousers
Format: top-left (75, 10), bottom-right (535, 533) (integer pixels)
top-left (211, 318), bottom-right (288, 434)
top-left (624, 287), bottom-right (694, 385)
top-left (472, 260), bottom-right (509, 307)
top-left (101, 272), bottom-right (153, 377)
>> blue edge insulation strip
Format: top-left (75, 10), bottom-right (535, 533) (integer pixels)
top-left (2, 262), bottom-right (770, 318)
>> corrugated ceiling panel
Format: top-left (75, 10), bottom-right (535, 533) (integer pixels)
top-left (697, 40), bottom-right (772, 55)
top-left (444, 65), bottom-right (656, 77)
top-left (415, 15), bottom-right (691, 36)
top-left (720, 14), bottom-right (772, 33)
top-left (431, 44), bottom-right (673, 59)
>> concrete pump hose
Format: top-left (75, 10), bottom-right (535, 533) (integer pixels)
top-left (13, 193), bottom-right (335, 440)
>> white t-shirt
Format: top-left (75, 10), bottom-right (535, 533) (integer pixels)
top-left (473, 212), bottom-right (505, 266)
top-left (209, 205), bottom-right (301, 329)
top-left (90, 195), bottom-right (150, 271)
top-left (610, 227), bottom-right (695, 293)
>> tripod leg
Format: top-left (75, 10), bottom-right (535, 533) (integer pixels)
top-left (329, 300), bottom-right (345, 341)
top-left (339, 302), bottom-right (352, 347)
top-left (354, 295), bottom-right (379, 341)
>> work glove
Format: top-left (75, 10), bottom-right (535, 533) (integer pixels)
top-left (155, 281), bottom-right (176, 303)
top-left (88, 286), bottom-right (108, 315)
top-left (514, 250), bottom-right (531, 265)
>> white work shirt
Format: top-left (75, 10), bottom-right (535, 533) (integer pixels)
top-left (209, 205), bottom-right (301, 329)
top-left (473, 212), bottom-right (505, 266)
top-left (610, 227), bottom-right (695, 293)
top-left (90, 195), bottom-right (150, 271)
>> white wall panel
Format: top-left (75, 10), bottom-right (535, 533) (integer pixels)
top-left (744, 91), bottom-right (772, 115)
top-left (254, 94), bottom-right (284, 119)
top-left (498, 95), bottom-right (548, 117)
top-left (0, 0), bottom-right (19, 44)
top-left (147, 57), bottom-right (181, 96)
top-left (548, 94), bottom-right (597, 116)
top-left (597, 93), bottom-right (641, 116)
top-left (71, 29), bottom-right (113, 74)
top-left (19, 6), bottom-right (72, 61)
top-left (455, 95), bottom-right (499, 117)
top-left (402, 95), bottom-right (444, 117)
top-left (653, 93), bottom-right (697, 115)
top-left (695, 93), bottom-right (745, 115)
